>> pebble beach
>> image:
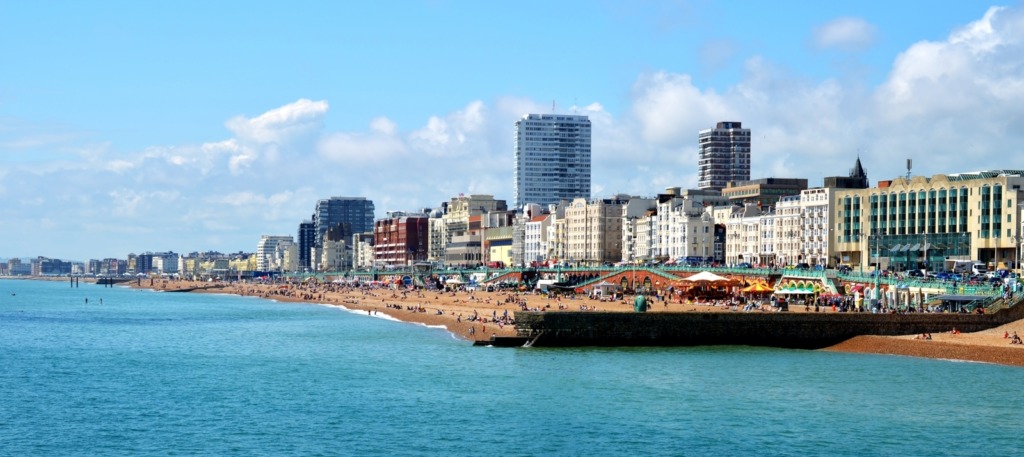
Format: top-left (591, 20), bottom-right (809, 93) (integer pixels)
top-left (134, 278), bottom-right (1024, 367)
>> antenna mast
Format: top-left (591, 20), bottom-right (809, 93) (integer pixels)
top-left (906, 159), bottom-right (912, 180)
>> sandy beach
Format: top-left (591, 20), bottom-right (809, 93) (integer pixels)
top-left (128, 278), bottom-right (1024, 367)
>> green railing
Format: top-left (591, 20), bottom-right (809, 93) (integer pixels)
top-left (296, 267), bottom-right (1015, 298)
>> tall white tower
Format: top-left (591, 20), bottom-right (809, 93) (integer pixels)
top-left (513, 113), bottom-right (591, 208)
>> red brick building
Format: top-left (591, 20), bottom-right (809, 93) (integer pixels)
top-left (373, 215), bottom-right (429, 266)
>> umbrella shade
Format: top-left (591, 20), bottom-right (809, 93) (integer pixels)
top-left (683, 271), bottom-right (730, 282)
top-left (740, 282), bottom-right (773, 293)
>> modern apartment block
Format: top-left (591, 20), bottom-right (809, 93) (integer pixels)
top-left (513, 113), bottom-right (592, 208)
top-left (312, 197), bottom-right (375, 247)
top-left (698, 121), bottom-right (751, 191)
top-left (297, 220), bottom-right (315, 271)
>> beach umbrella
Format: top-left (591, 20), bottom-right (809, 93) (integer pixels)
top-left (740, 282), bottom-right (773, 294)
top-left (683, 271), bottom-right (730, 282)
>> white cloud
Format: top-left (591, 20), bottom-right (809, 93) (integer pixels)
top-left (370, 117), bottom-right (397, 135)
top-left (869, 5), bottom-right (1024, 173)
top-left (106, 159), bottom-right (135, 173)
top-left (630, 72), bottom-right (729, 146)
top-left (225, 98), bottom-right (329, 144)
top-left (408, 100), bottom-right (488, 157)
top-left (950, 6), bottom-right (1006, 52)
top-left (813, 17), bottom-right (877, 51)
top-left (108, 190), bottom-right (180, 217)
top-left (317, 126), bottom-right (407, 164)
top-left (220, 98), bottom-right (329, 173)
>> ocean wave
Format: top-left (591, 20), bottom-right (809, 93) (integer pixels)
top-left (327, 303), bottom-right (457, 337)
top-left (330, 303), bottom-right (403, 323)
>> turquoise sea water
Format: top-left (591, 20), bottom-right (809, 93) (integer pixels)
top-left (1, 279), bottom-right (1021, 456)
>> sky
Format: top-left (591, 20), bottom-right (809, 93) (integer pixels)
top-left (2, 0), bottom-right (1023, 261)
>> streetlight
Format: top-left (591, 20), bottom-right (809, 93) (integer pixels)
top-left (1013, 234), bottom-right (1023, 276)
top-left (962, 232), bottom-right (969, 260)
top-left (851, 230), bottom-right (860, 276)
top-left (922, 234), bottom-right (929, 275)
top-left (872, 231), bottom-right (881, 311)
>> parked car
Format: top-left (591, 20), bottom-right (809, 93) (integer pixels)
top-left (837, 265), bottom-right (852, 274)
top-left (796, 263), bottom-right (810, 270)
top-left (988, 269), bottom-right (1011, 279)
top-left (905, 270), bottom-right (924, 278)
top-left (933, 271), bottom-right (958, 281)
top-left (736, 262), bottom-right (753, 269)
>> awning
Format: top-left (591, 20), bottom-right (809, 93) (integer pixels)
top-left (909, 243), bottom-right (921, 251)
top-left (899, 244), bottom-right (911, 252)
top-left (889, 244), bottom-right (903, 252)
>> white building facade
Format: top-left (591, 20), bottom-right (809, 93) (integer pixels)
top-left (256, 235), bottom-right (294, 271)
top-left (513, 114), bottom-right (591, 208)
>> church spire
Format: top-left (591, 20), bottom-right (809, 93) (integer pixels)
top-left (850, 156), bottom-right (868, 188)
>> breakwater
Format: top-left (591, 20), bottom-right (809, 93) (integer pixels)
top-left (514, 305), bottom-right (1024, 349)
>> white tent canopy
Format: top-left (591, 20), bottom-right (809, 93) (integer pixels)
top-left (682, 271), bottom-right (731, 282)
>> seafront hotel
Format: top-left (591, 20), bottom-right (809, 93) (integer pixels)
top-left (836, 170), bottom-right (1024, 273)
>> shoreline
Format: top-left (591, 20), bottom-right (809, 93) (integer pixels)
top-left (127, 278), bottom-right (521, 341)
top-left (43, 277), bottom-right (1024, 367)
top-left (824, 335), bottom-right (1024, 367)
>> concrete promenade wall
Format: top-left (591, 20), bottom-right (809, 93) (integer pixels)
top-left (515, 304), bottom-right (1024, 349)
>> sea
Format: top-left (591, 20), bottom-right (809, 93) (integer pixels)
top-left (1, 279), bottom-right (1020, 456)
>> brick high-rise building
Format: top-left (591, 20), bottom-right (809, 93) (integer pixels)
top-left (698, 121), bottom-right (750, 191)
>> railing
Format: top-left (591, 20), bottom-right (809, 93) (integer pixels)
top-left (292, 267), bottom-right (1017, 298)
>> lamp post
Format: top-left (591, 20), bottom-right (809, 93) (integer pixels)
top-left (851, 231), bottom-right (860, 274)
top-left (962, 232), bottom-right (969, 260)
top-left (1018, 202), bottom-right (1024, 276)
top-left (1013, 234), bottom-right (1023, 276)
top-left (922, 234), bottom-right (929, 275)
top-left (872, 232), bottom-right (881, 310)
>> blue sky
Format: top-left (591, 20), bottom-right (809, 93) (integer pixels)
top-left (1, 0), bottom-right (1020, 261)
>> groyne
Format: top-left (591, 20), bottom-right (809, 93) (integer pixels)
top-left (514, 304), bottom-right (1024, 349)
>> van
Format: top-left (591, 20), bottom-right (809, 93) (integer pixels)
top-left (950, 260), bottom-right (986, 275)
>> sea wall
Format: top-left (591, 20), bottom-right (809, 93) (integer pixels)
top-left (515, 305), bottom-right (1024, 349)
